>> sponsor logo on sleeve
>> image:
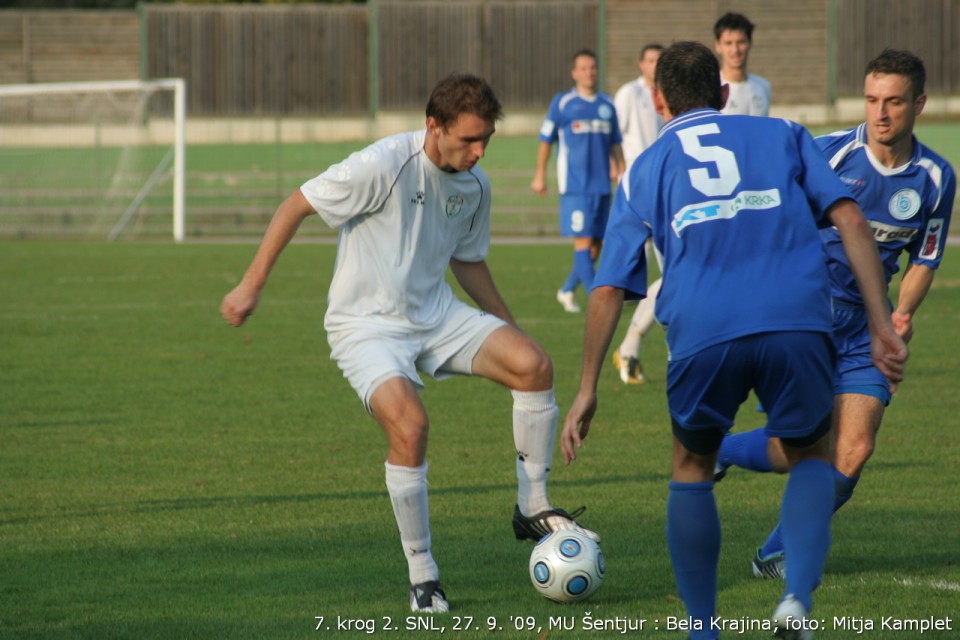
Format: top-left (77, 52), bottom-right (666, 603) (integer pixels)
top-left (919, 218), bottom-right (945, 260)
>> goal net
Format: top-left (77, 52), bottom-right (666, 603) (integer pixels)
top-left (0, 79), bottom-right (185, 242)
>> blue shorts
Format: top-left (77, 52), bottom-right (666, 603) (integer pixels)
top-left (832, 300), bottom-right (892, 405)
top-left (667, 331), bottom-right (836, 453)
top-left (560, 194), bottom-right (610, 238)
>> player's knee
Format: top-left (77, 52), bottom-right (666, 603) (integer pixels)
top-left (840, 436), bottom-right (875, 469)
top-left (375, 396), bottom-right (428, 435)
top-left (390, 426), bottom-right (427, 453)
top-left (517, 342), bottom-right (553, 389)
top-left (384, 417), bottom-right (429, 463)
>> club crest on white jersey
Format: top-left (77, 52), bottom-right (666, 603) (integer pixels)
top-left (445, 194), bottom-right (464, 218)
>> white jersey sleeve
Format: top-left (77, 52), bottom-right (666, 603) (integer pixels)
top-left (300, 131), bottom-right (425, 228)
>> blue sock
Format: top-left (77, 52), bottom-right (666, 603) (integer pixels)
top-left (781, 459), bottom-right (834, 611)
top-left (833, 467), bottom-right (860, 512)
top-left (573, 249), bottom-right (595, 293)
top-left (717, 428), bottom-right (773, 472)
top-left (667, 481), bottom-right (721, 640)
top-left (760, 467), bottom-right (861, 559)
top-left (759, 523), bottom-right (784, 559)
top-left (561, 265), bottom-right (579, 293)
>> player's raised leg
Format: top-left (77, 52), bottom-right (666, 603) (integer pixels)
top-left (472, 325), bottom-right (599, 542)
top-left (756, 392), bottom-right (881, 577)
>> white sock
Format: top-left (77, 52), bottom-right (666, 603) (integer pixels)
top-left (385, 461), bottom-right (438, 585)
top-left (620, 277), bottom-right (661, 358)
top-left (512, 388), bottom-right (558, 516)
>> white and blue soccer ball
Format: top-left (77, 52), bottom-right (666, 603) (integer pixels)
top-left (528, 530), bottom-right (604, 602)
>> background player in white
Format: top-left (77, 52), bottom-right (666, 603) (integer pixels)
top-left (714, 49), bottom-right (956, 581)
top-left (614, 43), bottom-right (663, 169)
top-left (220, 74), bottom-right (597, 613)
top-left (615, 15), bottom-right (773, 383)
top-left (612, 43), bottom-right (663, 384)
top-left (532, 49), bottom-right (625, 313)
top-left (715, 12), bottom-right (771, 116)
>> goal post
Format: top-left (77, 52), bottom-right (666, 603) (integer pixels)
top-left (0, 78), bottom-right (186, 242)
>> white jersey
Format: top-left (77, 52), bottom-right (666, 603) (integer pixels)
top-left (613, 76), bottom-right (662, 168)
top-left (300, 130), bottom-right (492, 333)
top-left (721, 73), bottom-right (771, 116)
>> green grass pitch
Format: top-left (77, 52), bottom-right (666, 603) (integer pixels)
top-left (1, 239), bottom-right (958, 639)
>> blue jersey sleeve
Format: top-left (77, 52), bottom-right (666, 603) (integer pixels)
top-left (814, 127), bottom-right (856, 158)
top-left (909, 152), bottom-right (955, 269)
top-left (538, 93), bottom-right (563, 144)
top-left (594, 180), bottom-right (650, 300)
top-left (795, 124), bottom-right (856, 225)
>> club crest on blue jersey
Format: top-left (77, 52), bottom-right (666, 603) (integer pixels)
top-left (888, 188), bottom-right (921, 220)
top-left (445, 194), bottom-right (465, 218)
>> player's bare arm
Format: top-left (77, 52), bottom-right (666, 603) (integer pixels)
top-left (530, 141), bottom-right (552, 196)
top-left (892, 263), bottom-right (935, 344)
top-left (826, 198), bottom-right (909, 383)
top-left (449, 257), bottom-right (517, 328)
top-left (562, 285), bottom-right (625, 463)
top-left (610, 144), bottom-right (626, 181)
top-left (220, 189), bottom-right (314, 327)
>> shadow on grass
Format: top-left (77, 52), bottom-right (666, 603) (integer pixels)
top-left (0, 473), bottom-right (662, 527)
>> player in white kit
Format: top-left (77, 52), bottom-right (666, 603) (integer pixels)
top-left (220, 74), bottom-right (597, 613)
top-left (614, 44), bottom-right (664, 169)
top-left (715, 12), bottom-right (771, 116)
top-left (612, 43), bottom-right (663, 384)
top-left (613, 15), bottom-right (774, 385)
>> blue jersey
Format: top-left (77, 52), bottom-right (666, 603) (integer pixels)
top-left (817, 125), bottom-right (956, 304)
top-left (596, 109), bottom-right (853, 361)
top-left (539, 89), bottom-right (621, 195)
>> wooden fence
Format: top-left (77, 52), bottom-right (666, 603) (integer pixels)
top-left (2, 1), bottom-right (959, 118)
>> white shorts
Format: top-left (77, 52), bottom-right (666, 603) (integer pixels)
top-left (327, 299), bottom-right (507, 411)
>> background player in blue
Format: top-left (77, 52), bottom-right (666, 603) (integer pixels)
top-left (715, 49), bottom-right (956, 581)
top-left (532, 49), bottom-right (625, 313)
top-left (559, 42), bottom-right (907, 639)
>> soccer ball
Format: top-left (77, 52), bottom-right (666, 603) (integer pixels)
top-left (528, 529), bottom-right (604, 602)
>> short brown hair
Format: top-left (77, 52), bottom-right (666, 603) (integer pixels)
top-left (865, 49), bottom-right (926, 99)
top-left (425, 74), bottom-right (503, 130)
top-left (571, 49), bottom-right (598, 68)
top-left (714, 12), bottom-right (755, 41)
top-left (655, 41), bottom-right (723, 116)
